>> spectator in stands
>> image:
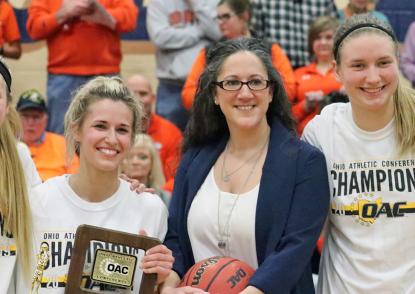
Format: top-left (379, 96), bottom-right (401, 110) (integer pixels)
top-left (122, 133), bottom-right (170, 206)
top-left (146, 0), bottom-right (221, 131)
top-left (251, 0), bottom-right (337, 68)
top-left (26, 0), bottom-right (138, 134)
top-left (181, 0), bottom-right (296, 111)
top-left (338, 0), bottom-right (389, 23)
top-left (292, 16), bottom-right (343, 135)
top-left (16, 89), bottom-right (78, 182)
top-left (401, 21), bottom-right (415, 87)
top-left (0, 0), bottom-right (22, 59)
top-left (126, 74), bottom-right (182, 193)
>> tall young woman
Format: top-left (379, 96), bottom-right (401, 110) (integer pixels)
top-left (181, 0), bottom-right (295, 111)
top-left (161, 38), bottom-right (330, 294)
top-left (15, 77), bottom-right (173, 293)
top-left (303, 14), bottom-right (415, 293)
top-left (0, 59), bottom-right (40, 293)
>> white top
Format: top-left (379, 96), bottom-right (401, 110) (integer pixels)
top-left (188, 168), bottom-right (259, 269)
top-left (302, 103), bottom-right (415, 294)
top-left (15, 175), bottom-right (168, 293)
top-left (0, 142), bottom-right (41, 294)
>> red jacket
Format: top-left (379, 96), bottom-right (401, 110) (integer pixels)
top-left (27, 0), bottom-right (138, 75)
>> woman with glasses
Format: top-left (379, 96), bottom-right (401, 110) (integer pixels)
top-left (181, 0), bottom-right (296, 111)
top-left (159, 38), bottom-right (330, 294)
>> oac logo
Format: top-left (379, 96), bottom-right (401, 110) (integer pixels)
top-left (353, 194), bottom-right (406, 226)
top-left (99, 258), bottom-right (130, 276)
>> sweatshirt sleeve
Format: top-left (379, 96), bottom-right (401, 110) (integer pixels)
top-left (146, 0), bottom-right (204, 50)
top-left (271, 44), bottom-right (296, 100)
top-left (187, 0), bottom-right (221, 42)
top-left (182, 48), bottom-right (207, 110)
top-left (26, 0), bottom-right (61, 40)
top-left (401, 22), bottom-right (415, 84)
top-left (105, 0), bottom-right (138, 33)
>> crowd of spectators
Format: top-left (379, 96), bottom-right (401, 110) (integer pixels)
top-left (1, 0), bottom-right (413, 209)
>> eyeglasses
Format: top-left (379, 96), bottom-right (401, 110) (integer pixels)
top-left (215, 13), bottom-right (235, 22)
top-left (214, 79), bottom-right (273, 91)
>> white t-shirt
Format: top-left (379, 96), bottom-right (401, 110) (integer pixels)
top-left (0, 142), bottom-right (41, 294)
top-left (303, 103), bottom-right (415, 294)
top-left (15, 175), bottom-right (167, 293)
top-left (188, 168), bottom-right (259, 269)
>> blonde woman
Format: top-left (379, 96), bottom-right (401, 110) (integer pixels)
top-left (122, 133), bottom-right (170, 206)
top-left (16, 77), bottom-right (173, 293)
top-left (303, 14), bottom-right (415, 293)
top-left (0, 60), bottom-right (41, 293)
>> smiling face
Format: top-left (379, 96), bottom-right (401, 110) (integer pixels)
top-left (75, 99), bottom-right (133, 174)
top-left (122, 146), bottom-right (152, 183)
top-left (216, 3), bottom-right (248, 39)
top-left (336, 33), bottom-right (398, 115)
top-left (214, 51), bottom-right (272, 131)
top-left (313, 29), bottom-right (335, 62)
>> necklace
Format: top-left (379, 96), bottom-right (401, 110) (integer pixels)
top-left (217, 134), bottom-right (269, 253)
top-left (221, 137), bottom-right (269, 182)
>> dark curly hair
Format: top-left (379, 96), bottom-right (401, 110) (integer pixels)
top-left (183, 38), bottom-right (295, 153)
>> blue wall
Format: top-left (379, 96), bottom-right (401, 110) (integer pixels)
top-left (377, 0), bottom-right (415, 42)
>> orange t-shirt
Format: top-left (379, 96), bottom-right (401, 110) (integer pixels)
top-left (26, 0), bottom-right (138, 75)
top-left (148, 114), bottom-right (183, 192)
top-left (292, 63), bottom-right (343, 135)
top-left (0, 1), bottom-right (20, 46)
top-left (28, 132), bottom-right (79, 182)
top-left (182, 43), bottom-right (296, 110)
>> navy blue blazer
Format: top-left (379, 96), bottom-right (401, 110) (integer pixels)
top-left (164, 121), bottom-right (330, 293)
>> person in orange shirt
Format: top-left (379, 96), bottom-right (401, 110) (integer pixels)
top-left (126, 74), bottom-right (183, 193)
top-left (26, 0), bottom-right (138, 134)
top-left (181, 0), bottom-right (296, 111)
top-left (16, 89), bottom-right (79, 182)
top-left (292, 16), bottom-right (344, 135)
top-left (0, 0), bottom-right (21, 59)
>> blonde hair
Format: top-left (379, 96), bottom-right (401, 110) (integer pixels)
top-left (0, 78), bottom-right (32, 278)
top-left (64, 76), bottom-right (142, 160)
top-left (334, 14), bottom-right (415, 154)
top-left (124, 134), bottom-right (166, 190)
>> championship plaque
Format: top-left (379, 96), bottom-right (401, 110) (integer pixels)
top-left (65, 224), bottom-right (161, 294)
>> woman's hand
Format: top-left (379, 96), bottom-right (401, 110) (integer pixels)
top-left (119, 174), bottom-right (155, 194)
top-left (140, 244), bottom-right (175, 284)
top-left (160, 286), bottom-right (208, 294)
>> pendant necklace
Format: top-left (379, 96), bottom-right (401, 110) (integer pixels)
top-left (221, 138), bottom-right (269, 182)
top-left (217, 134), bottom-right (269, 252)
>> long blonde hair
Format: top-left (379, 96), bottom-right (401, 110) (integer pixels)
top-left (334, 14), bottom-right (415, 154)
top-left (0, 77), bottom-right (32, 277)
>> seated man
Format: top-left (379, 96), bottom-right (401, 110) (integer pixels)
top-left (16, 89), bottom-right (78, 181)
top-left (126, 75), bottom-right (183, 192)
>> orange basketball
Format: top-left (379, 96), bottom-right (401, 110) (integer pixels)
top-left (179, 256), bottom-right (255, 293)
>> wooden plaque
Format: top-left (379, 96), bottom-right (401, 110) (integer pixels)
top-left (65, 224), bottom-right (161, 294)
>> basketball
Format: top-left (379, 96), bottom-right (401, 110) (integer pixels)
top-left (179, 256), bottom-right (255, 293)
